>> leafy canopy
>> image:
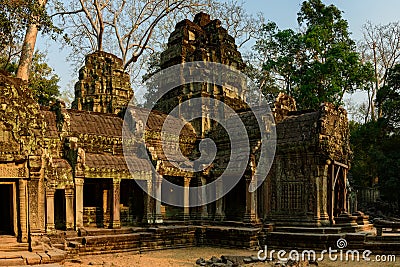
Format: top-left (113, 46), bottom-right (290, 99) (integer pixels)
top-left (254, 0), bottom-right (373, 109)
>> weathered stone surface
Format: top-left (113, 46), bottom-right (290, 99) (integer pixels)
top-left (72, 51), bottom-right (134, 115)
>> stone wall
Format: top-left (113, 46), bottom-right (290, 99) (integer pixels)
top-left (263, 95), bottom-right (351, 226)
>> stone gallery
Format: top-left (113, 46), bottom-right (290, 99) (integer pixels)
top-left (0, 13), bottom-right (389, 260)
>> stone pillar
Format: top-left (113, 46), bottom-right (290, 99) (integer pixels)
top-left (46, 187), bottom-right (56, 233)
top-left (183, 176), bottom-right (191, 221)
top-left (75, 178), bottom-right (84, 228)
top-left (65, 186), bottom-right (75, 230)
top-left (331, 164), bottom-right (336, 224)
top-left (317, 164), bottom-right (330, 226)
top-left (28, 155), bottom-right (45, 233)
top-left (214, 178), bottom-right (224, 221)
top-left (200, 177), bottom-right (208, 220)
top-left (244, 176), bottom-right (258, 223)
top-left (343, 168), bottom-right (348, 212)
top-left (102, 188), bottom-right (110, 228)
top-left (154, 175), bottom-right (163, 223)
top-left (18, 179), bottom-right (28, 242)
top-left (111, 178), bottom-right (121, 228)
top-left (143, 180), bottom-right (154, 224)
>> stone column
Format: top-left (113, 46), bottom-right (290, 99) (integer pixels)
top-left (102, 188), bottom-right (109, 227)
top-left (65, 186), bottom-right (75, 230)
top-left (316, 164), bottom-right (330, 226)
top-left (111, 178), bottom-right (121, 229)
top-left (214, 178), bottom-right (224, 221)
top-left (18, 179), bottom-right (28, 242)
top-left (45, 187), bottom-right (56, 233)
top-left (343, 168), bottom-right (348, 212)
top-left (183, 176), bottom-right (191, 220)
top-left (244, 176), bottom-right (258, 223)
top-left (200, 177), bottom-right (208, 220)
top-left (75, 178), bottom-right (84, 228)
top-left (154, 175), bottom-right (163, 223)
top-left (143, 180), bottom-right (154, 224)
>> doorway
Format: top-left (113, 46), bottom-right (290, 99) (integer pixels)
top-left (0, 184), bottom-right (14, 234)
top-left (54, 189), bottom-right (66, 230)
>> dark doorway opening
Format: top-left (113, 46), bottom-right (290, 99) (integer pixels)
top-left (120, 180), bottom-right (145, 225)
top-left (224, 177), bottom-right (246, 221)
top-left (0, 185), bottom-right (13, 235)
top-left (54, 189), bottom-right (66, 230)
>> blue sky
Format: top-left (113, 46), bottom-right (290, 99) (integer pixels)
top-left (246, 0), bottom-right (400, 38)
top-left (36, 0), bottom-right (400, 103)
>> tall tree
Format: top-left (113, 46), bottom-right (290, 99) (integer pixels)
top-left (350, 64), bottom-right (400, 214)
top-left (56, 0), bottom-right (209, 70)
top-left (28, 51), bottom-right (60, 106)
top-left (254, 0), bottom-right (373, 109)
top-left (359, 21), bottom-right (400, 121)
top-left (16, 0), bottom-right (48, 81)
top-left (0, 0), bottom-right (59, 81)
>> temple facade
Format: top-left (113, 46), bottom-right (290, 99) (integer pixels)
top-left (0, 13), bottom-right (357, 251)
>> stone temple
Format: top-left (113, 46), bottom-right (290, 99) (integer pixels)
top-left (0, 12), bottom-right (396, 263)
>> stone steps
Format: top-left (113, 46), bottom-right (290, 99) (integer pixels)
top-left (64, 226), bottom-right (197, 255)
top-left (78, 227), bottom-right (144, 237)
top-left (0, 243), bottom-right (29, 252)
top-left (366, 235), bottom-right (400, 242)
top-left (0, 250), bottom-right (66, 266)
top-left (0, 236), bottom-right (29, 252)
top-left (274, 226), bottom-right (342, 234)
top-left (364, 241), bottom-right (400, 255)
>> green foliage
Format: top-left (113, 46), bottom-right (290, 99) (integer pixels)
top-left (0, 51), bottom-right (60, 106)
top-left (377, 64), bottom-right (400, 129)
top-left (0, 0), bottom-right (61, 69)
top-left (28, 51), bottom-right (60, 106)
top-left (350, 64), bottom-right (400, 210)
top-left (350, 120), bottom-right (400, 208)
top-left (254, 0), bottom-right (373, 109)
top-left (142, 51), bottom-right (162, 108)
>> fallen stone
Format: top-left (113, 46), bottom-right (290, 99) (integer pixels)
top-left (196, 257), bottom-right (206, 265)
top-left (221, 255), bottom-right (247, 265)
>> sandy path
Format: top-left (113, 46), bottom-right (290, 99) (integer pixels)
top-left (64, 247), bottom-right (400, 267)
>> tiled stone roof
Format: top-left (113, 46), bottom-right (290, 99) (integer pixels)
top-left (68, 110), bottom-right (123, 137)
top-left (276, 111), bottom-right (320, 145)
top-left (41, 110), bottom-right (59, 138)
top-left (85, 153), bottom-right (149, 171)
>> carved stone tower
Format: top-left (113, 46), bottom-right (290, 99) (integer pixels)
top-left (72, 51), bottom-right (134, 114)
top-left (157, 12), bottom-right (247, 137)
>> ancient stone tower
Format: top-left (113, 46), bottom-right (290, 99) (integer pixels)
top-left (72, 51), bottom-right (134, 114)
top-left (156, 13), bottom-right (247, 137)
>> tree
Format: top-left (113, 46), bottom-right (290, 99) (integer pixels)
top-left (1, 50), bottom-right (60, 106)
top-left (350, 64), bottom-right (400, 214)
top-left (56, 0), bottom-right (209, 70)
top-left (253, 22), bottom-right (301, 97)
top-left (359, 21), bottom-right (400, 121)
top-left (28, 51), bottom-right (60, 106)
top-left (0, 0), bottom-right (60, 81)
top-left (377, 64), bottom-right (400, 130)
top-left (254, 0), bottom-right (373, 110)
top-left (16, 0), bottom-right (48, 81)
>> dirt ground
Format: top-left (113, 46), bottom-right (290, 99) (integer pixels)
top-left (63, 247), bottom-right (400, 267)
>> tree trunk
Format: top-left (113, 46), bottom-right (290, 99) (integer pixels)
top-left (16, 0), bottom-right (48, 81)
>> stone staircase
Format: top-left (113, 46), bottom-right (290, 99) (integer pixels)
top-left (59, 226), bottom-right (197, 256)
top-left (0, 236), bottom-right (66, 266)
top-left (263, 226), bottom-right (379, 251)
top-left (364, 235), bottom-right (400, 254)
top-left (0, 236), bottom-right (29, 252)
